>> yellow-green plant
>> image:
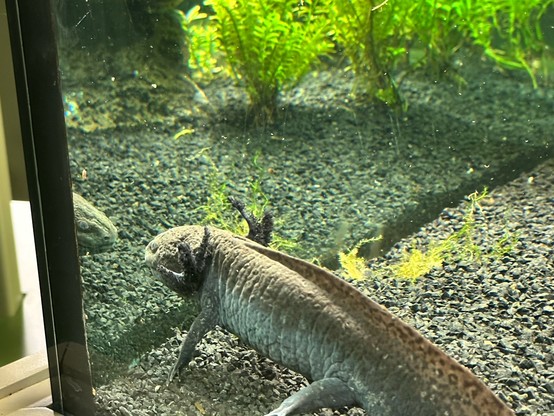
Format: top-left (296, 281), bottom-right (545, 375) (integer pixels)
top-left (392, 242), bottom-right (451, 281)
top-left (338, 237), bottom-right (383, 280)
top-left (391, 189), bottom-right (487, 280)
top-left (450, 188), bottom-right (488, 260)
top-left (391, 188), bottom-right (519, 281)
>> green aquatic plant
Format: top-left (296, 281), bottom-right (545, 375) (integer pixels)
top-left (183, 0), bottom-right (334, 122)
top-left (201, 161), bottom-right (235, 227)
top-left (331, 0), bottom-right (411, 108)
top-left (175, 0), bottom-right (551, 112)
top-left (331, 0), bottom-right (551, 107)
top-left (148, 0), bottom-right (192, 66)
top-left (174, 5), bottom-right (223, 78)
top-left (199, 152), bottom-right (269, 233)
top-left (439, 0), bottom-right (552, 87)
top-left (406, 0), bottom-right (553, 87)
top-left (406, 1), bottom-right (467, 74)
top-left (491, 230), bottom-right (519, 258)
top-left (197, 153), bottom-right (297, 252)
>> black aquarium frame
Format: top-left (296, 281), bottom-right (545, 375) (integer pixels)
top-left (5, 0), bottom-right (94, 414)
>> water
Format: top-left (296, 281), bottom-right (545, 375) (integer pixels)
top-left (55, 0), bottom-right (554, 414)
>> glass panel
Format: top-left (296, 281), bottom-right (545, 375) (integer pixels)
top-left (54, 0), bottom-right (553, 414)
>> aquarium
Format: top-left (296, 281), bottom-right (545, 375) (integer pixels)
top-left (5, 0), bottom-right (554, 414)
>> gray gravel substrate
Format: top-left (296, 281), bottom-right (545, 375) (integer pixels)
top-left (92, 159), bottom-right (553, 416)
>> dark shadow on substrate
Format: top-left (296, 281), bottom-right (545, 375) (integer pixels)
top-left (89, 300), bottom-right (199, 386)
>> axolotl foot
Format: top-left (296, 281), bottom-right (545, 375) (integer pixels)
top-left (264, 378), bottom-right (357, 416)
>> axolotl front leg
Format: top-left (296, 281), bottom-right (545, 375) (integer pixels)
top-left (154, 228), bottom-right (219, 382)
top-left (168, 294), bottom-right (219, 382)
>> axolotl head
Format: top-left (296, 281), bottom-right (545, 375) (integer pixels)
top-left (145, 225), bottom-right (208, 295)
top-left (73, 192), bottom-right (118, 253)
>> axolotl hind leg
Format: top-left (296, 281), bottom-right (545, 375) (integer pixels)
top-left (265, 377), bottom-right (358, 416)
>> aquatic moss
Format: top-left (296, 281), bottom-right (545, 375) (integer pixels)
top-left (390, 188), bottom-right (519, 281)
top-left (338, 237), bottom-right (383, 280)
top-left (392, 243), bottom-right (450, 281)
top-left (196, 152), bottom-right (298, 252)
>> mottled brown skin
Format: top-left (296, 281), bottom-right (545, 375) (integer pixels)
top-left (145, 225), bottom-right (514, 416)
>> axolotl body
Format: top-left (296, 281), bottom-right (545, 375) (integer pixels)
top-left (144, 221), bottom-right (514, 416)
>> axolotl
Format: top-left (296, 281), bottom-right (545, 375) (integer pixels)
top-left (72, 192), bottom-right (117, 253)
top-left (144, 202), bottom-right (514, 416)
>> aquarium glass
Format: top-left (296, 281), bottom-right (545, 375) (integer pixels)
top-left (54, 0), bottom-right (553, 414)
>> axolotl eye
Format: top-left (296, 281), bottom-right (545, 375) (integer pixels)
top-left (77, 220), bottom-right (90, 231)
top-left (146, 240), bottom-right (158, 254)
